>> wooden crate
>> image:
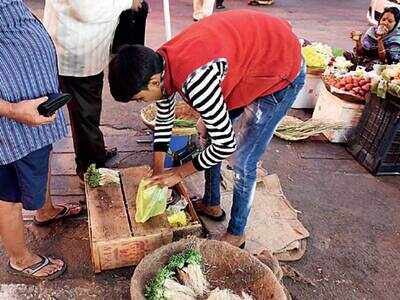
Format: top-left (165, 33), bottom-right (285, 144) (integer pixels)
top-left (85, 166), bottom-right (202, 273)
top-left (312, 84), bottom-right (365, 143)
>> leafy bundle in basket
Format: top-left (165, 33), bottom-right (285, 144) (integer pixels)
top-left (275, 116), bottom-right (342, 141)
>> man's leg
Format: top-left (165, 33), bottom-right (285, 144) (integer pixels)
top-left (193, 0), bottom-right (204, 20)
top-left (0, 148), bottom-right (66, 277)
top-left (224, 68), bottom-right (306, 245)
top-left (197, 163), bottom-right (224, 218)
top-left (202, 0), bottom-right (216, 17)
top-left (0, 200), bottom-right (63, 276)
top-left (34, 162), bottom-right (81, 223)
top-left (199, 108), bottom-right (244, 218)
top-left (59, 73), bottom-right (107, 179)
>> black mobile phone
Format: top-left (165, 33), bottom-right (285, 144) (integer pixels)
top-left (37, 93), bottom-right (72, 117)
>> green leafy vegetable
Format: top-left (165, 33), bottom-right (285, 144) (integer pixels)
top-left (145, 250), bottom-right (203, 300)
top-left (86, 164), bottom-right (101, 188)
top-left (145, 266), bottom-right (175, 300)
top-left (332, 47), bottom-right (344, 58)
top-left (185, 249), bottom-right (202, 265)
top-left (166, 254), bottom-right (186, 270)
top-left (174, 118), bottom-right (196, 128)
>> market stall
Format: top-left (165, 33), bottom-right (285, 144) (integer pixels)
top-left (347, 64), bottom-right (400, 175)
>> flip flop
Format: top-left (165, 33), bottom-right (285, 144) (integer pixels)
top-left (7, 255), bottom-right (66, 281)
top-left (33, 204), bottom-right (83, 226)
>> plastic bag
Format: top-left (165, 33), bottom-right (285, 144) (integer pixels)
top-left (135, 179), bottom-right (168, 223)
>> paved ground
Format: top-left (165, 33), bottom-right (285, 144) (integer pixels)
top-left (1, 0), bottom-right (399, 299)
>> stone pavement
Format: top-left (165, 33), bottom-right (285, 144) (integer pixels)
top-left (1, 0), bottom-right (399, 299)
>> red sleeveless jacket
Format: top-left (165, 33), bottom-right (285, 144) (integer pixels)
top-left (157, 9), bottom-right (301, 110)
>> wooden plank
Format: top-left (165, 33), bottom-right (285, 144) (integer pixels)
top-left (171, 183), bottom-right (202, 240)
top-left (85, 181), bottom-right (131, 242)
top-left (95, 233), bottom-right (172, 271)
top-left (91, 244), bottom-right (102, 273)
top-left (120, 166), bottom-right (172, 237)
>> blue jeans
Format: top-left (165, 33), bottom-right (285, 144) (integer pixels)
top-left (202, 67), bottom-right (306, 236)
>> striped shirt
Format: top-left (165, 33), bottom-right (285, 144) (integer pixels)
top-left (154, 58), bottom-right (236, 170)
top-left (0, 0), bottom-right (68, 165)
top-left (43, 0), bottom-right (132, 77)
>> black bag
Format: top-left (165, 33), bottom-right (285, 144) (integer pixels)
top-left (111, 1), bottom-right (149, 54)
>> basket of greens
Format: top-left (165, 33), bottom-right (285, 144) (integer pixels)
top-left (131, 238), bottom-right (287, 300)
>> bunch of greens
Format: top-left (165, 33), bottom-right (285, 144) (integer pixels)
top-left (145, 250), bottom-right (202, 300)
top-left (332, 47), bottom-right (344, 58)
top-left (174, 118), bottom-right (196, 128)
top-left (85, 164), bottom-right (101, 188)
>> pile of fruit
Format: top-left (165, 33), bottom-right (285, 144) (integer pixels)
top-left (324, 75), bottom-right (371, 99)
top-left (372, 63), bottom-right (400, 98)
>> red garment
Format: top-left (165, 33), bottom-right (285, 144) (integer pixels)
top-left (157, 9), bottom-right (301, 110)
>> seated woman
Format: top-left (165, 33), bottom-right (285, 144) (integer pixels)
top-left (350, 7), bottom-right (400, 67)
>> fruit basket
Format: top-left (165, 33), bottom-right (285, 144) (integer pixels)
top-left (140, 101), bottom-right (199, 136)
top-left (323, 74), bottom-right (371, 103)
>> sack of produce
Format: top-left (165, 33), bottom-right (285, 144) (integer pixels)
top-left (135, 179), bottom-right (168, 223)
top-left (145, 249), bottom-right (252, 300)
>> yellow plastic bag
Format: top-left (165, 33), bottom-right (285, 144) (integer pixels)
top-left (135, 179), bottom-right (168, 223)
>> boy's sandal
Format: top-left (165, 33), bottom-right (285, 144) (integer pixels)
top-left (191, 198), bottom-right (227, 222)
top-left (33, 204), bottom-right (83, 226)
top-left (7, 255), bottom-right (66, 280)
top-left (197, 208), bottom-right (226, 222)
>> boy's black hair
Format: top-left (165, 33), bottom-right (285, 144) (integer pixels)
top-left (108, 45), bottom-right (163, 102)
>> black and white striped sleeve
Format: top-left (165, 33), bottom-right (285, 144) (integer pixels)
top-left (183, 58), bottom-right (237, 171)
top-left (153, 96), bottom-right (176, 152)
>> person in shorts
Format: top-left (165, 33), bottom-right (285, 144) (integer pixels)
top-left (0, 0), bottom-right (81, 280)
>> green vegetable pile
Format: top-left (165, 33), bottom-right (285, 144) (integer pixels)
top-left (145, 250), bottom-right (202, 299)
top-left (332, 47), bottom-right (344, 58)
top-left (173, 118), bottom-right (196, 128)
top-left (86, 164), bottom-right (101, 188)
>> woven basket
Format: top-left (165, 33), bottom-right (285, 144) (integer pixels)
top-left (140, 101), bottom-right (199, 136)
top-left (131, 238), bottom-right (287, 300)
top-left (306, 66), bottom-right (325, 76)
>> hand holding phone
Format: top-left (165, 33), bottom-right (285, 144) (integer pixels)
top-left (37, 93), bottom-right (72, 117)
